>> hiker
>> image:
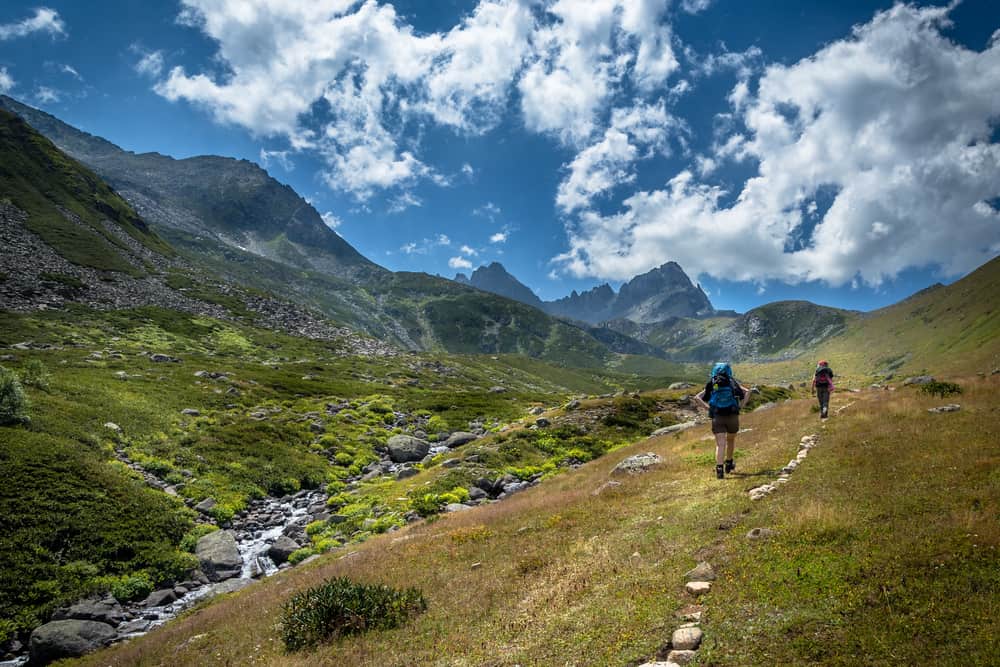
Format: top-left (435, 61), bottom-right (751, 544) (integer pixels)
top-left (694, 362), bottom-right (750, 479)
top-left (812, 360), bottom-right (834, 418)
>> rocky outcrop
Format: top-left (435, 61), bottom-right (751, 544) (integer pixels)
top-left (195, 530), bottom-right (242, 582)
top-left (454, 262), bottom-right (544, 309)
top-left (29, 619), bottom-right (116, 664)
top-left (267, 536), bottom-right (300, 565)
top-left (51, 594), bottom-right (124, 626)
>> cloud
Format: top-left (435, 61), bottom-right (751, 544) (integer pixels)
top-left (59, 64), bottom-right (81, 80)
top-left (448, 256), bottom-right (474, 269)
top-left (0, 68), bottom-right (13, 94)
top-left (460, 244), bottom-right (478, 256)
top-left (33, 86), bottom-right (60, 104)
top-left (0, 7), bottom-right (65, 40)
top-left (473, 201), bottom-right (502, 221)
top-left (387, 191), bottom-right (423, 214)
top-left (159, 0), bottom-right (683, 199)
top-left (320, 212), bottom-right (341, 229)
top-left (490, 231), bottom-right (508, 243)
top-left (556, 99), bottom-right (685, 212)
top-left (259, 148), bottom-right (294, 172)
top-left (133, 49), bottom-right (165, 78)
top-left (400, 233), bottom-right (451, 255)
top-left (461, 163), bottom-right (475, 178)
top-left (680, 0), bottom-right (713, 14)
top-left (555, 4), bottom-right (1000, 287)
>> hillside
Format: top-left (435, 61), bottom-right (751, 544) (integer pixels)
top-left (63, 374), bottom-right (1000, 666)
top-left (0, 109), bottom-right (170, 275)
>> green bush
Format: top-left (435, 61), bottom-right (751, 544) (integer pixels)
top-left (279, 577), bottom-right (427, 651)
top-left (0, 366), bottom-right (29, 425)
top-left (287, 547), bottom-right (315, 565)
top-left (108, 573), bottom-right (153, 603)
top-left (20, 358), bottom-right (51, 391)
top-left (919, 381), bottom-right (962, 398)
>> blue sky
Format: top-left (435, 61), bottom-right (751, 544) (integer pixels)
top-left (1, 1), bottom-right (998, 313)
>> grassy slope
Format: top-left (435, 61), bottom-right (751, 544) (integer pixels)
top-left (0, 305), bottom-right (690, 641)
top-left (0, 110), bottom-right (170, 273)
top-left (72, 376), bottom-right (999, 666)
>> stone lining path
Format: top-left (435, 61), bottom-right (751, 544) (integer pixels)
top-left (638, 433), bottom-right (821, 667)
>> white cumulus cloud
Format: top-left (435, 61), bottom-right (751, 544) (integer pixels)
top-left (490, 231), bottom-right (508, 243)
top-left (448, 256), bottom-right (474, 270)
top-left (133, 49), bottom-right (165, 78)
top-left (0, 67), bottom-right (13, 93)
top-left (0, 8), bottom-right (65, 40)
top-left (555, 3), bottom-right (1000, 287)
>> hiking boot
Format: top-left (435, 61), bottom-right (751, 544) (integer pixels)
top-left (715, 464), bottom-right (725, 479)
top-left (724, 459), bottom-right (735, 473)
top-left (821, 407), bottom-right (828, 419)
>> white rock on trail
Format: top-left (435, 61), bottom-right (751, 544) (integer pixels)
top-left (671, 626), bottom-right (704, 650)
top-left (667, 649), bottom-right (698, 665)
top-left (683, 562), bottom-right (716, 582)
top-left (684, 581), bottom-right (711, 596)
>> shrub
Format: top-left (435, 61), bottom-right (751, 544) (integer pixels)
top-left (287, 547), bottom-right (315, 565)
top-left (919, 381), bottom-right (962, 398)
top-left (20, 358), bottom-right (51, 391)
top-left (279, 577), bottom-right (427, 652)
top-left (108, 573), bottom-right (153, 603)
top-left (0, 366), bottom-right (29, 425)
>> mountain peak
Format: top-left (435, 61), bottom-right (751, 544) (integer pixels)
top-left (454, 262), bottom-right (543, 308)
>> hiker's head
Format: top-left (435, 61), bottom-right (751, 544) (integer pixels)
top-left (712, 362), bottom-right (732, 378)
top-left (818, 360), bottom-right (828, 367)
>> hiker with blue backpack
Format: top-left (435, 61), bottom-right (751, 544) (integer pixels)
top-left (694, 362), bottom-right (751, 479)
top-left (812, 360), bottom-right (834, 418)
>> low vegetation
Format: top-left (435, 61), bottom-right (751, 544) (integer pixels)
top-left (279, 577), bottom-right (426, 651)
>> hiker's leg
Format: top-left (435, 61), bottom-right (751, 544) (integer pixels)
top-left (725, 433), bottom-right (737, 460)
top-left (715, 432), bottom-right (727, 465)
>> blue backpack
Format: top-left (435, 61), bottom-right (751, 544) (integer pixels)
top-left (708, 363), bottom-right (740, 414)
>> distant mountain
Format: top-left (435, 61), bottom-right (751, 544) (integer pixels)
top-left (454, 262), bottom-right (545, 309)
top-left (546, 262), bottom-right (713, 324)
top-left (0, 95), bottom-right (378, 282)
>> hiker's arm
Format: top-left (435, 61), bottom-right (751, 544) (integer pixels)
top-left (740, 384), bottom-right (752, 407)
top-left (694, 389), bottom-right (709, 410)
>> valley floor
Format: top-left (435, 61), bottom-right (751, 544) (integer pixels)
top-left (71, 377), bottom-right (1000, 666)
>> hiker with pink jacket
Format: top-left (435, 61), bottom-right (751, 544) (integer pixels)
top-left (812, 360), bottom-right (834, 418)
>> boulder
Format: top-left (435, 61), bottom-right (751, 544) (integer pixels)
top-left (928, 404), bottom-right (961, 413)
top-left (445, 503), bottom-right (472, 512)
top-left (194, 497), bottom-right (217, 515)
top-left (535, 418), bottom-right (551, 428)
top-left (685, 581), bottom-right (711, 596)
top-left (141, 588), bottom-right (177, 607)
top-left (150, 353), bottom-right (179, 363)
top-left (667, 649), bottom-right (698, 664)
top-left (51, 594), bottom-right (124, 625)
top-left (468, 486), bottom-right (488, 501)
top-left (443, 431), bottom-right (478, 448)
top-left (396, 467), bottom-right (420, 480)
top-left (29, 619), bottom-right (116, 664)
top-left (902, 375), bottom-right (934, 386)
top-left (612, 452), bottom-right (662, 475)
top-left (668, 382), bottom-right (694, 390)
top-left (195, 530), bottom-right (242, 581)
top-left (267, 536), bottom-right (300, 564)
top-left (564, 399), bottom-right (581, 410)
top-left (386, 435), bottom-right (430, 463)
top-left (181, 408), bottom-right (200, 416)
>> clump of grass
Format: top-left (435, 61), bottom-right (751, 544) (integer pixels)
top-left (20, 358), bottom-right (51, 391)
top-left (0, 366), bottom-right (30, 424)
top-left (279, 577), bottom-right (426, 652)
top-left (919, 380), bottom-right (962, 398)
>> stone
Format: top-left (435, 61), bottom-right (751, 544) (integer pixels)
top-left (181, 408), bottom-right (201, 416)
top-left (754, 402), bottom-right (776, 412)
top-left (902, 375), bottom-right (934, 385)
top-left (564, 399), bottom-right (581, 410)
top-left (685, 581), bottom-right (712, 596)
top-left (592, 480), bottom-right (622, 495)
top-left (442, 431), bottom-right (478, 448)
top-left (103, 422), bottom-right (121, 432)
top-left (746, 527), bottom-right (777, 540)
top-left (396, 467), bottom-right (419, 480)
top-left (528, 406), bottom-right (545, 415)
top-left (668, 382), bottom-right (694, 390)
top-left (211, 578), bottom-right (252, 596)
top-left (142, 588), bottom-right (177, 607)
top-left (683, 562), bottom-right (716, 582)
top-left (29, 620), bottom-right (116, 663)
top-left (535, 417), bottom-right (551, 427)
top-left (651, 421), bottom-right (697, 437)
top-left (489, 386), bottom-right (507, 393)
top-left (468, 486), bottom-right (488, 501)
top-left (445, 503), bottom-right (472, 512)
top-left (195, 497), bottom-right (217, 515)
top-left (441, 458), bottom-right (461, 468)
top-left (268, 536), bottom-right (300, 564)
top-left (195, 530), bottom-right (242, 582)
top-left (667, 650), bottom-right (698, 665)
top-left (612, 452), bottom-right (662, 475)
top-left (52, 594), bottom-right (125, 625)
top-left (928, 404), bottom-right (961, 413)
top-left (150, 353), bottom-right (179, 363)
top-left (671, 626), bottom-right (703, 650)
top-left (386, 434), bottom-right (430, 463)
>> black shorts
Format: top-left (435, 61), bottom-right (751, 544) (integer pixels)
top-left (711, 413), bottom-right (740, 434)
